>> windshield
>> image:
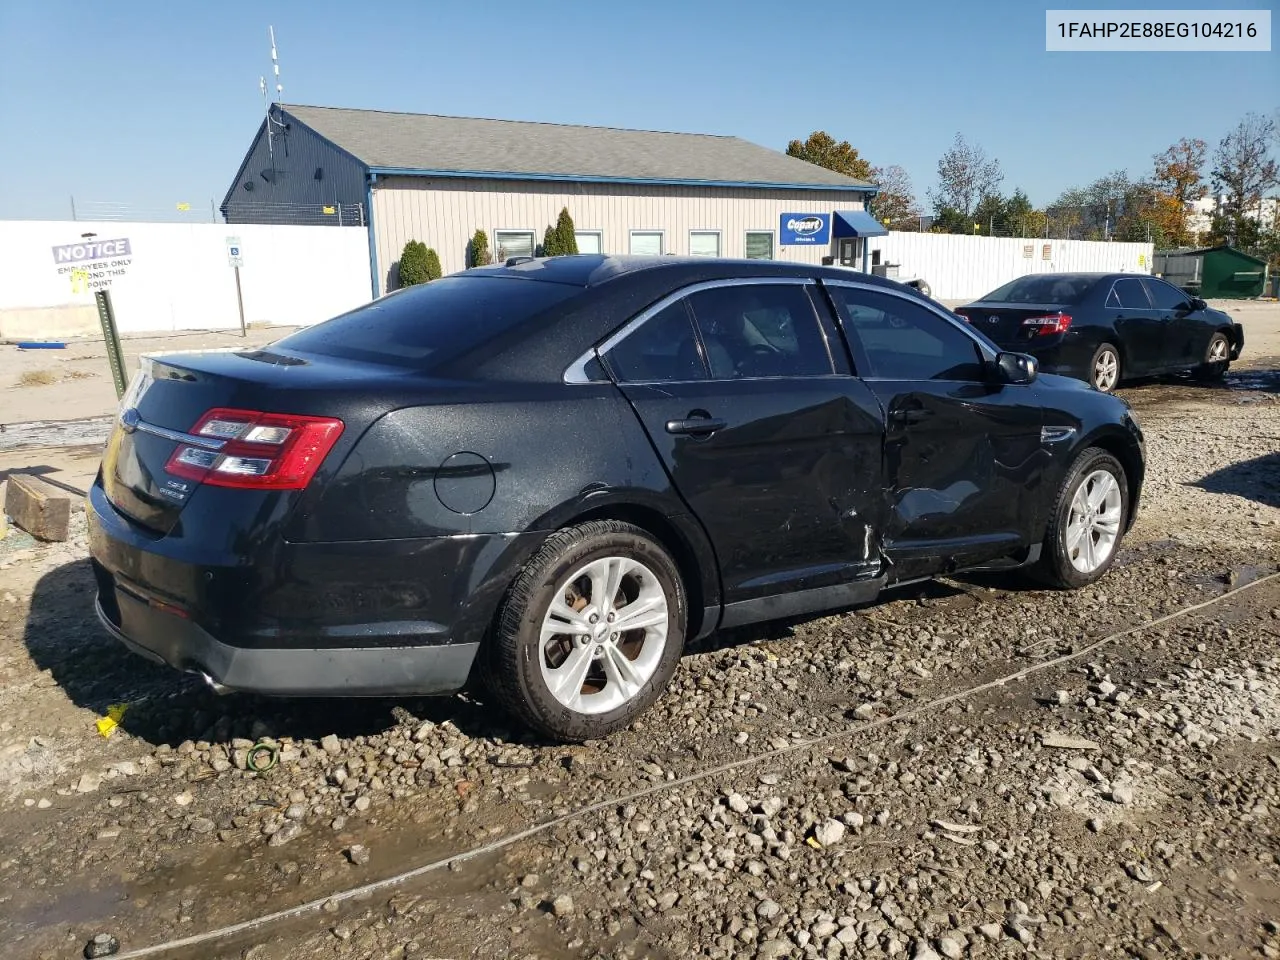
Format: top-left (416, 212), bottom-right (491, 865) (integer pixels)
top-left (275, 276), bottom-right (582, 369)
top-left (980, 275), bottom-right (1099, 305)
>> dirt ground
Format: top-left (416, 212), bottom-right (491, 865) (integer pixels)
top-left (0, 302), bottom-right (1278, 960)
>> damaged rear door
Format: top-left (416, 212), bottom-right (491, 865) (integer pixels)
top-left (600, 278), bottom-right (888, 626)
top-left (824, 281), bottom-right (1045, 578)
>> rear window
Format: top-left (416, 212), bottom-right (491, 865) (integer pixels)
top-left (980, 275), bottom-right (1098, 305)
top-left (275, 276), bottom-right (581, 368)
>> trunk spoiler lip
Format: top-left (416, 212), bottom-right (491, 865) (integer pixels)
top-left (122, 413), bottom-right (227, 452)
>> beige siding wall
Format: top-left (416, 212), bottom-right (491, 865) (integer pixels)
top-left (369, 177), bottom-right (864, 290)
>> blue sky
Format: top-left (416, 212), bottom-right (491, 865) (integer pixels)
top-left (0, 0), bottom-right (1276, 220)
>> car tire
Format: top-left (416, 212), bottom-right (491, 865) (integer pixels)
top-left (1089, 343), bottom-right (1121, 393)
top-left (484, 520), bottom-right (687, 742)
top-left (1193, 333), bottom-right (1230, 381)
top-left (1030, 447), bottom-right (1129, 590)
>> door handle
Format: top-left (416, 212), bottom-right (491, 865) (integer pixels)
top-left (890, 408), bottom-right (932, 425)
top-left (666, 416), bottom-right (727, 436)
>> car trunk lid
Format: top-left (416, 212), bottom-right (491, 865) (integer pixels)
top-left (953, 302), bottom-right (1072, 347)
top-left (101, 349), bottom-right (412, 536)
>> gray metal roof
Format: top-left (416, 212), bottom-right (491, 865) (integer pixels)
top-left (282, 105), bottom-right (872, 190)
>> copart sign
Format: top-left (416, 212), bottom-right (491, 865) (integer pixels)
top-left (779, 213), bottom-right (830, 245)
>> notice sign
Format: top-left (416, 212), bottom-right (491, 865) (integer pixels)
top-left (780, 213), bottom-right (831, 245)
top-left (52, 237), bottom-right (133, 292)
top-left (1023, 244), bottom-right (1034, 258)
top-left (1042, 244), bottom-right (1053, 260)
top-left (226, 236), bottom-right (244, 268)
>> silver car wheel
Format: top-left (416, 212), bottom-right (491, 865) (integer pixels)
top-left (538, 556), bottom-right (669, 715)
top-left (1065, 469), bottom-right (1123, 573)
top-left (1093, 348), bottom-right (1119, 392)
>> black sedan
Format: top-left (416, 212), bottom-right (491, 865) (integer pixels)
top-left (88, 256), bottom-right (1145, 741)
top-left (954, 272), bottom-right (1244, 393)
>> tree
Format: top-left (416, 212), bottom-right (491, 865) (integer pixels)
top-left (554, 207), bottom-right (579, 255)
top-left (869, 164), bottom-right (921, 229)
top-left (1205, 210), bottom-right (1264, 249)
top-left (1211, 112), bottom-right (1279, 246)
top-left (972, 192), bottom-right (1006, 234)
top-left (1001, 188), bottom-right (1047, 237)
top-left (541, 225), bottom-right (560, 257)
top-left (398, 239), bottom-right (430, 286)
top-left (1049, 172), bottom-right (1145, 240)
top-left (1046, 189), bottom-right (1086, 239)
top-left (929, 133), bottom-right (1003, 220)
top-left (424, 247), bottom-right (442, 281)
top-left (468, 229), bottom-right (491, 268)
top-left (1114, 180), bottom-right (1166, 245)
top-left (929, 207), bottom-right (970, 234)
top-left (1151, 137), bottom-right (1207, 246)
top-left (785, 131), bottom-right (873, 182)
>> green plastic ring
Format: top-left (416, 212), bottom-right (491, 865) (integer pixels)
top-left (247, 742), bottom-right (279, 773)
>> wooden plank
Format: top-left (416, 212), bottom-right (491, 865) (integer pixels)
top-left (3, 474), bottom-right (71, 542)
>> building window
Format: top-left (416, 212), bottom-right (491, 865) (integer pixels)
top-left (494, 230), bottom-right (535, 261)
top-left (575, 230), bottom-right (603, 255)
top-left (629, 230), bottom-right (664, 256)
top-left (689, 230), bottom-right (721, 257)
top-left (745, 231), bottom-right (774, 260)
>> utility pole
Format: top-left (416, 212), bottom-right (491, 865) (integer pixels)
top-left (70, 195), bottom-right (77, 221)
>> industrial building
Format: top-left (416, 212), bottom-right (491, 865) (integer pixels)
top-left (222, 104), bottom-right (885, 296)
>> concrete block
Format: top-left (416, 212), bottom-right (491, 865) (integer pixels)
top-left (4, 474), bottom-right (71, 542)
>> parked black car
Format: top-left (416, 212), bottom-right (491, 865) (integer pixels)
top-left (954, 272), bottom-right (1244, 393)
top-left (89, 256), bottom-right (1145, 740)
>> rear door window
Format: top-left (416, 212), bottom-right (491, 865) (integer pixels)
top-left (686, 283), bottom-right (834, 379)
top-left (276, 276), bottom-right (580, 368)
top-left (1107, 279), bottom-right (1152, 309)
top-left (604, 300), bottom-right (707, 383)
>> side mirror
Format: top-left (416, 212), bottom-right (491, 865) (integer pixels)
top-left (992, 351), bottom-right (1038, 385)
top-left (1189, 297), bottom-right (1207, 311)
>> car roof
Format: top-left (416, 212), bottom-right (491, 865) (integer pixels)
top-left (461, 253), bottom-right (914, 292)
top-left (1001, 272), bottom-right (1145, 282)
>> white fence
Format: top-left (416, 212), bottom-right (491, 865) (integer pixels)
top-left (0, 219), bottom-right (1154, 339)
top-left (867, 233), bottom-right (1154, 302)
top-left (0, 221), bottom-right (372, 339)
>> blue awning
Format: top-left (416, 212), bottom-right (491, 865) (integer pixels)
top-left (832, 209), bottom-right (888, 238)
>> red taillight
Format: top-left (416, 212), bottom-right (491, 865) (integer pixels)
top-left (1021, 313), bottom-right (1072, 336)
top-left (164, 408), bottom-right (344, 490)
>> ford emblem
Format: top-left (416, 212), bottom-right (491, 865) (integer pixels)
top-left (786, 216), bottom-right (825, 236)
top-left (120, 407), bottom-right (141, 432)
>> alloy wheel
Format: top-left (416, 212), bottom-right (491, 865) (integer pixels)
top-left (1093, 349), bottom-right (1119, 392)
top-left (1208, 338), bottom-right (1228, 363)
top-left (1065, 469), bottom-right (1123, 573)
top-left (538, 556), bottom-right (669, 714)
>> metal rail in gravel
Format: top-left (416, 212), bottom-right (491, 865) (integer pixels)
top-left (110, 569), bottom-right (1280, 960)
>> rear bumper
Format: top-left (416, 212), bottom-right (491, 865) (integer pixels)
top-left (94, 593), bottom-right (479, 696)
top-left (1011, 339), bottom-right (1090, 381)
top-left (86, 480), bottom-right (536, 697)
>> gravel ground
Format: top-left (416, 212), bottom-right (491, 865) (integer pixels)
top-left (0, 356), bottom-right (1277, 959)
